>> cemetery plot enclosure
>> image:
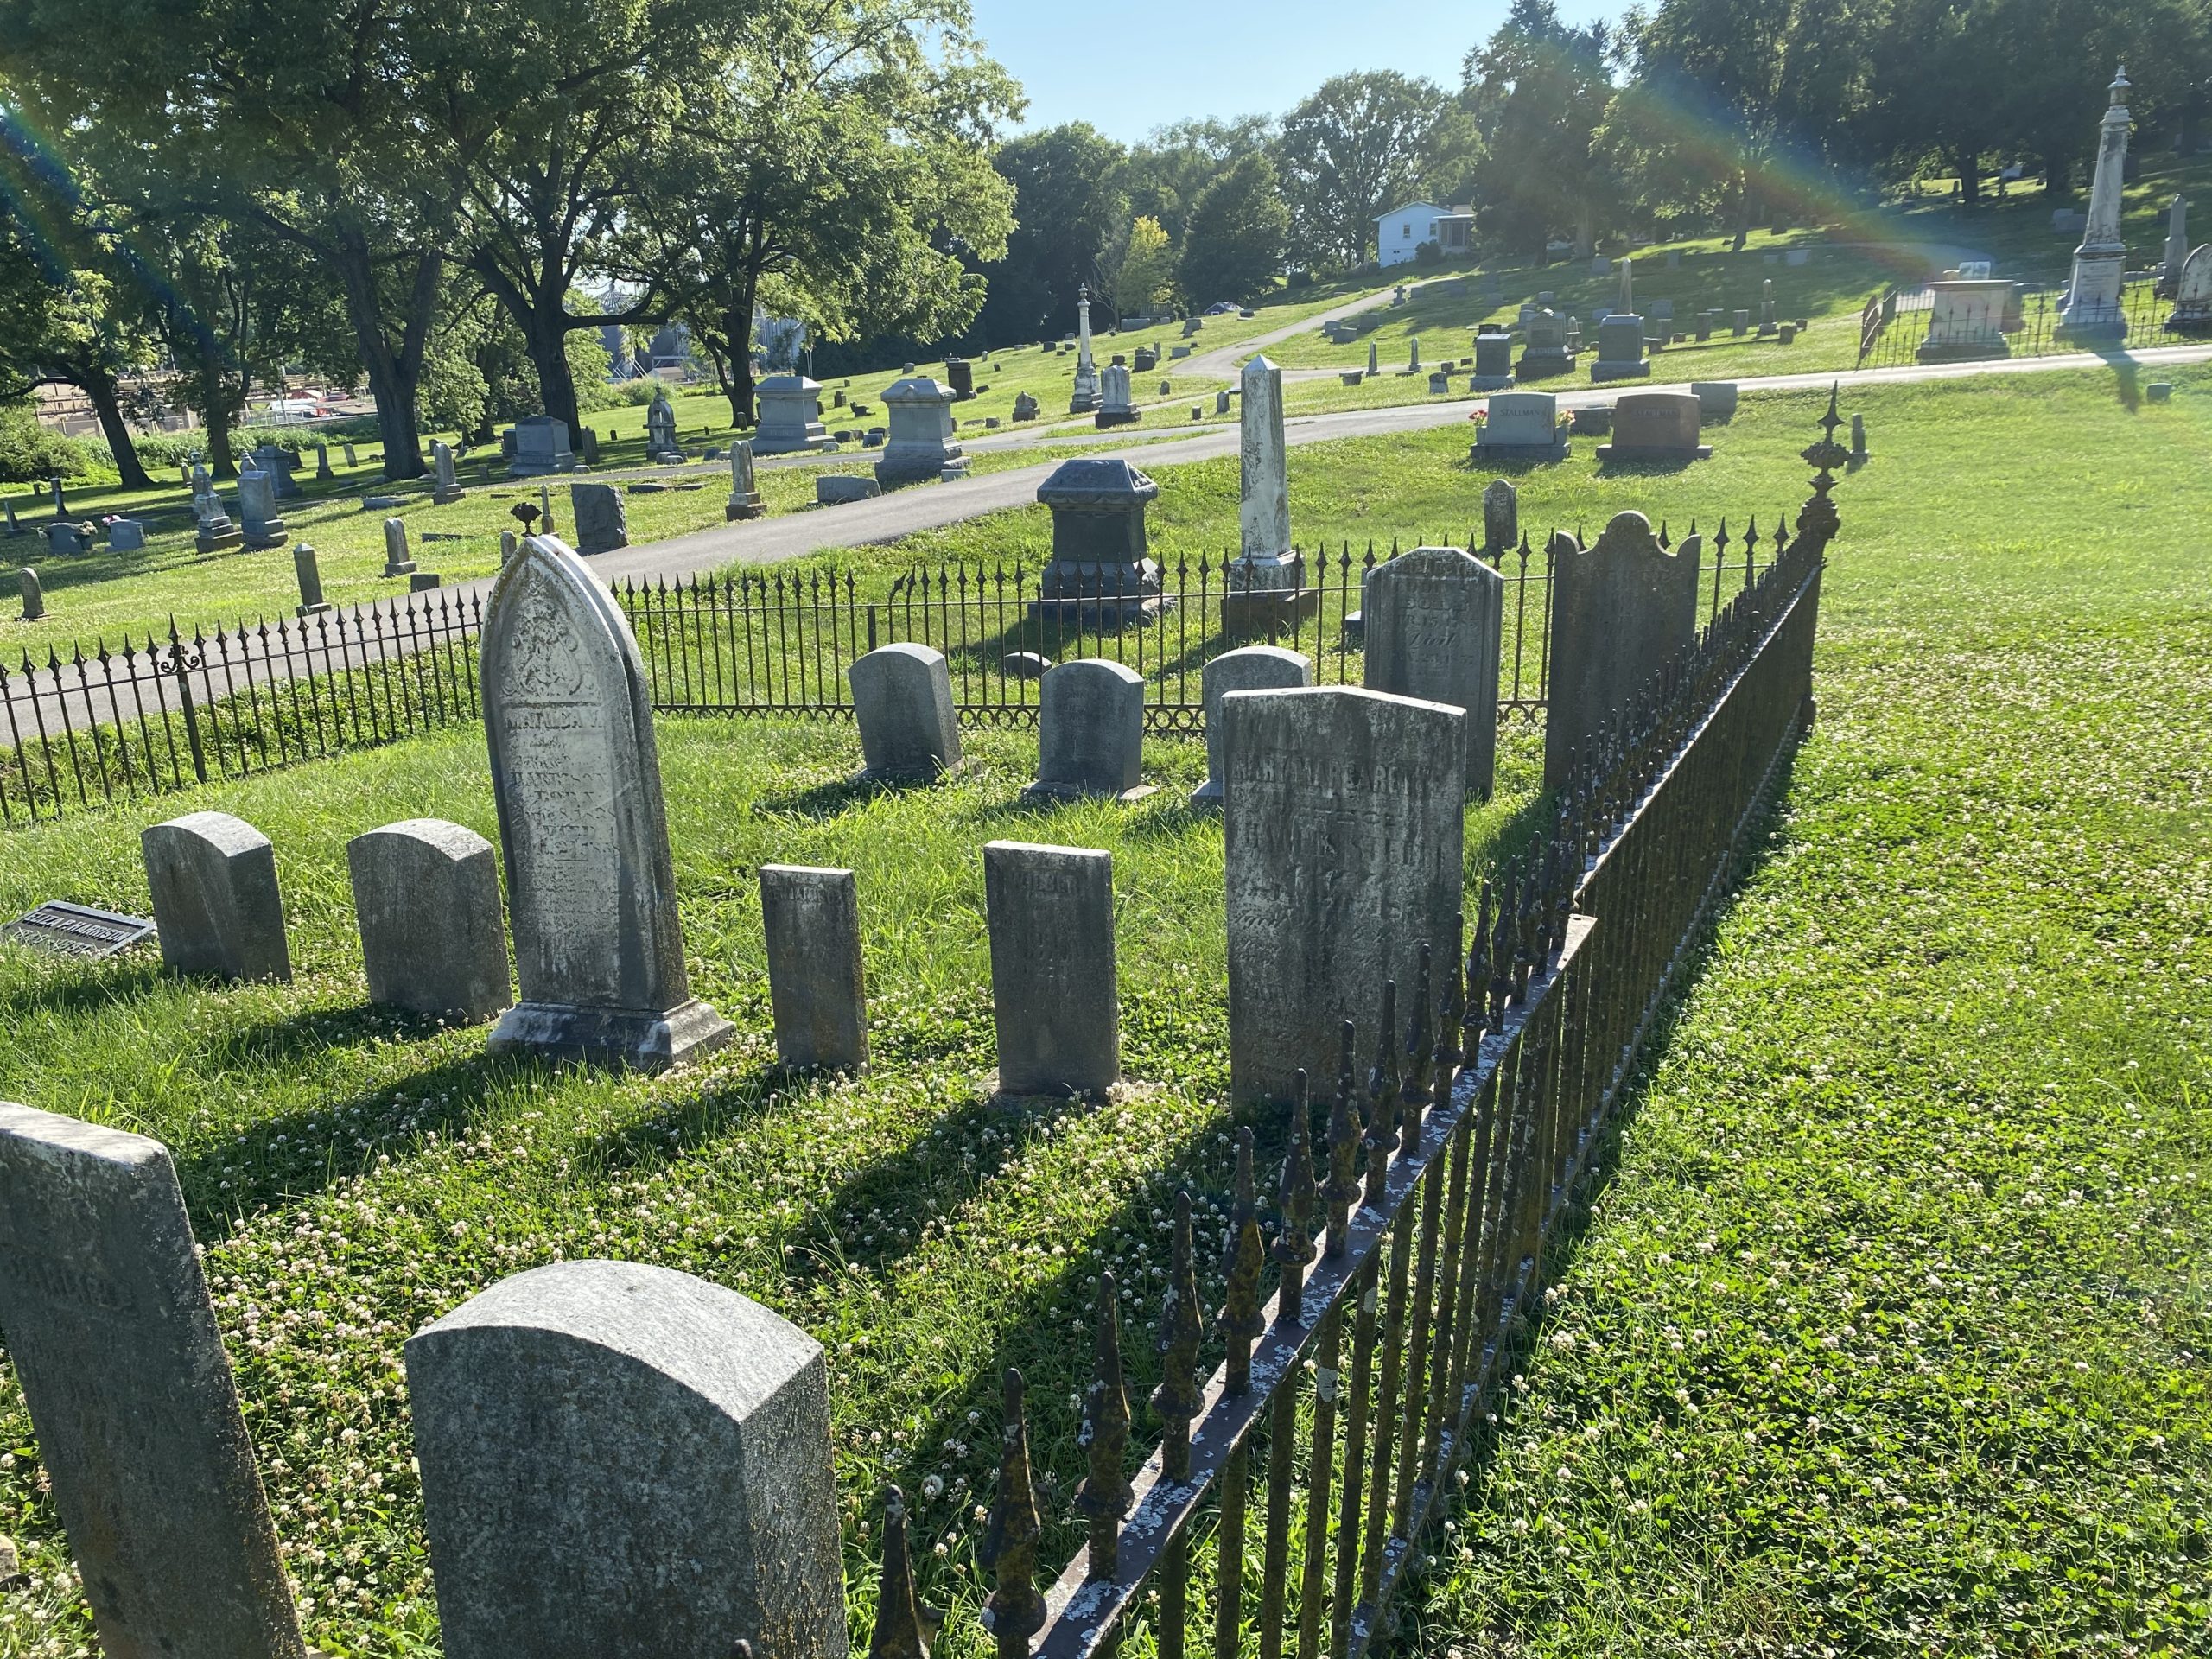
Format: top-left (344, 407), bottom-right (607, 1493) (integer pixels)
top-left (1854, 277), bottom-right (2175, 370)
top-left (0, 522), bottom-right (1801, 823)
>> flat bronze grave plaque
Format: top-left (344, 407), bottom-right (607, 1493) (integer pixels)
top-left (1, 901), bottom-right (157, 959)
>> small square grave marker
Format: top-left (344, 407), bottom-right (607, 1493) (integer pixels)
top-left (2, 900), bottom-right (157, 959)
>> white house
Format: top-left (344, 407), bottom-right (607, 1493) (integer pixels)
top-left (1376, 201), bottom-right (1475, 268)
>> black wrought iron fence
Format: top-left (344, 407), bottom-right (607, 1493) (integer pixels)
top-left (1855, 277), bottom-right (2174, 370)
top-left (861, 409), bottom-right (1843, 1659)
top-left (2, 518), bottom-right (1796, 825)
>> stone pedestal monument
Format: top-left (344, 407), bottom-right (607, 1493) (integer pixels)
top-left (1068, 283), bottom-right (1103, 413)
top-left (191, 454), bottom-right (243, 552)
top-left (874, 376), bottom-right (969, 487)
top-left (645, 387), bottom-right (683, 462)
top-left (2059, 67), bottom-right (2134, 340)
top-left (753, 375), bottom-right (833, 454)
top-left (508, 416), bottom-right (577, 477)
top-left (1032, 458), bottom-right (1166, 625)
top-left (1095, 363), bottom-right (1139, 428)
top-left (480, 534), bottom-right (732, 1071)
top-left (1516, 308), bottom-right (1574, 378)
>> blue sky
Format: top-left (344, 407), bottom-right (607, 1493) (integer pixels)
top-left (967, 0), bottom-right (1623, 144)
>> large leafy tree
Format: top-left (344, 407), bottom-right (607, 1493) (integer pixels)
top-left (636, 0), bottom-right (1017, 426)
top-left (1462, 0), bottom-right (1621, 259)
top-left (969, 123), bottom-right (1127, 347)
top-left (1274, 71), bottom-right (1479, 268)
top-left (1122, 117), bottom-right (1274, 249)
top-left (1178, 153), bottom-right (1290, 303)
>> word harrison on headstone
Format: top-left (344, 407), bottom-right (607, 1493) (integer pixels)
top-left (1363, 547), bottom-right (1505, 800)
top-left (1222, 687), bottom-right (1465, 1105)
top-left (1191, 645), bottom-right (1310, 807)
top-left (984, 840), bottom-right (1119, 1096)
top-left (480, 534), bottom-right (732, 1071)
top-left (849, 642), bottom-right (961, 783)
top-left (1028, 658), bottom-right (1151, 801)
top-left (0, 1101), bottom-right (310, 1659)
top-left (406, 1260), bottom-right (847, 1659)
top-left (348, 819), bottom-right (511, 1021)
top-left (760, 865), bottom-right (868, 1071)
top-left (143, 810), bottom-right (292, 982)
top-left (1544, 511), bottom-right (1702, 791)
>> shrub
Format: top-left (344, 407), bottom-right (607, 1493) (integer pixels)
top-left (0, 407), bottom-right (111, 485)
top-left (612, 377), bottom-right (666, 407)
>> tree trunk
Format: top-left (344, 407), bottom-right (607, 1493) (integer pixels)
top-left (1957, 151), bottom-right (1981, 206)
top-left (79, 368), bottom-right (154, 491)
top-left (524, 302), bottom-right (582, 440)
top-left (1730, 174), bottom-right (1752, 252)
top-left (327, 226), bottom-right (437, 480)
top-left (721, 267), bottom-right (761, 428)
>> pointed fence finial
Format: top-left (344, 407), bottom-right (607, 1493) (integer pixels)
top-left (1074, 1274), bottom-right (1133, 1579)
top-left (1274, 1071), bottom-right (1320, 1323)
top-left (1152, 1192), bottom-right (1205, 1473)
top-left (980, 1370), bottom-right (1046, 1659)
top-left (1221, 1127), bottom-right (1267, 1392)
top-left (1363, 979), bottom-right (1401, 1206)
top-left (1324, 1024), bottom-right (1362, 1256)
top-left (1399, 941), bottom-right (1434, 1151)
top-left (868, 1486), bottom-right (936, 1659)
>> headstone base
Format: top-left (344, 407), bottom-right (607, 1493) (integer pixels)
top-left (1471, 435), bottom-right (1570, 461)
top-left (1067, 391), bottom-right (1101, 415)
top-left (384, 559), bottom-right (417, 577)
top-left (1221, 586), bottom-right (1323, 632)
top-left (1020, 780), bottom-right (1158, 805)
top-left (197, 526), bottom-right (245, 553)
top-left (1516, 349), bottom-right (1573, 378)
top-left (2166, 306), bottom-right (2212, 334)
top-left (296, 601), bottom-right (333, 618)
top-left (1469, 373), bottom-right (1515, 391)
top-left (1094, 409), bottom-right (1141, 429)
top-left (432, 486), bottom-right (467, 505)
top-left (725, 492), bottom-right (765, 521)
top-left (243, 523), bottom-right (287, 550)
top-left (1594, 440), bottom-right (1711, 462)
top-left (753, 433), bottom-right (833, 455)
top-left (939, 461), bottom-right (970, 483)
top-left (486, 997), bottom-right (734, 1073)
top-left (1591, 359), bottom-right (1652, 383)
top-left (1915, 337), bottom-right (2010, 363)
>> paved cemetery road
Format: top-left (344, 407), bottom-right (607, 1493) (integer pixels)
top-left (16, 341), bottom-right (2212, 741)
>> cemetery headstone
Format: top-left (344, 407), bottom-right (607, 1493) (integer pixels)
top-left (1917, 279), bottom-right (2013, 360)
top-left (1012, 391), bottom-right (1041, 422)
top-left (1191, 645), bottom-right (1309, 807)
top-left (106, 518), bottom-right (145, 551)
top-left (410, 572), bottom-right (441, 592)
top-left (1363, 547), bottom-right (1504, 798)
top-left (247, 444), bottom-right (301, 499)
top-left (579, 426), bottom-right (600, 464)
top-left (645, 387), bottom-right (683, 462)
top-left (817, 474), bottom-right (880, 505)
top-left (1544, 512), bottom-right (1702, 791)
top-left (944, 356), bottom-right (975, 400)
top-left (849, 643), bottom-right (961, 783)
top-left (1230, 354), bottom-right (1301, 597)
top-left (875, 376), bottom-right (969, 487)
top-left (3, 497), bottom-right (16, 536)
top-left (1690, 381), bottom-right (1738, 419)
top-left (2056, 67), bottom-right (2134, 340)
top-left (192, 454), bottom-right (243, 552)
top-left (984, 841), bottom-right (1119, 1096)
top-left (315, 442), bottom-right (333, 480)
top-left (725, 440), bottom-right (764, 520)
top-left (480, 534), bottom-right (732, 1070)
top-left (570, 482), bottom-right (629, 554)
top-left (755, 375), bottom-right (833, 453)
top-left (2166, 245), bottom-right (2212, 331)
top-left (383, 517), bottom-right (417, 575)
top-left (48, 477), bottom-right (65, 517)
top-left (1470, 332), bottom-right (1514, 390)
top-left (430, 440), bottom-right (466, 504)
top-left (1095, 363), bottom-right (1139, 428)
top-left (509, 415), bottom-right (578, 477)
top-left (1757, 279), bottom-right (1779, 336)
top-left (760, 866), bottom-right (868, 1072)
top-left (348, 819), bottom-right (510, 1020)
top-left (1595, 391), bottom-right (1711, 463)
top-left (292, 543), bottom-right (333, 616)
top-left (238, 467), bottom-right (287, 549)
top-left (1482, 478), bottom-right (1517, 553)
top-left (16, 566), bottom-right (39, 620)
top-left (0, 1102), bottom-right (310, 1659)
top-left (1, 899), bottom-right (156, 957)
top-left (1851, 413), bottom-right (1870, 458)
top-left (42, 520), bottom-right (85, 557)
top-left (1516, 308), bottom-right (1573, 378)
top-left (1068, 283), bottom-right (1103, 413)
top-left (2146, 381), bottom-right (2173, 403)
top-left (1028, 658), bottom-right (1150, 801)
top-left (342, 440), bottom-right (359, 467)
top-left (407, 1260), bottom-right (845, 1659)
top-left (1033, 458), bottom-right (1165, 623)
top-left (1732, 308), bottom-right (1751, 336)
top-left (1367, 341), bottom-right (1380, 375)
top-left (1472, 390), bottom-right (1569, 460)
top-left (1133, 345), bottom-right (1160, 373)
top-left (143, 810), bottom-right (291, 982)
top-left (1221, 687), bottom-right (1465, 1104)
top-left (1591, 313), bottom-right (1650, 381)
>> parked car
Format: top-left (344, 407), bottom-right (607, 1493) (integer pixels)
top-left (1204, 301), bottom-right (1239, 315)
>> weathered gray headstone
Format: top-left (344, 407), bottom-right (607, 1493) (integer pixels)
top-left (817, 474), bottom-right (880, 505)
top-left (237, 467), bottom-right (286, 549)
top-left (0, 1102), bottom-right (308, 1659)
top-left (1029, 658), bottom-right (1150, 801)
top-left (1544, 512), bottom-right (1702, 790)
top-left (1690, 381), bottom-right (1738, 419)
top-left (1482, 479), bottom-right (1517, 553)
top-left (430, 439), bottom-right (466, 504)
top-left (291, 543), bottom-right (332, 616)
top-left (1594, 391), bottom-right (1711, 462)
top-left (1192, 645), bottom-right (1309, 806)
top-left (1591, 313), bottom-right (1650, 381)
top-left (16, 566), bottom-right (40, 620)
top-left (1222, 687), bottom-right (1465, 1105)
top-left (760, 865), bottom-right (868, 1071)
top-left (509, 415), bottom-right (577, 477)
top-left (570, 481), bottom-right (628, 555)
top-left (1363, 547), bottom-right (1504, 799)
top-left (726, 440), bottom-right (763, 520)
top-left (1851, 412), bottom-right (1869, 459)
top-left (106, 518), bottom-right (146, 551)
top-left (347, 818), bottom-right (510, 1020)
top-left (1472, 390), bottom-right (1568, 459)
top-left (984, 840), bottom-right (1118, 1096)
top-left (3, 497), bottom-right (17, 536)
top-left (480, 535), bottom-right (731, 1070)
top-left (1233, 354), bottom-right (1294, 589)
top-left (407, 1260), bottom-right (846, 1659)
top-left (342, 440), bottom-right (359, 467)
top-left (314, 442), bottom-right (333, 480)
top-left (1033, 458), bottom-right (1166, 623)
top-left (247, 445), bottom-right (300, 499)
top-left (1470, 332), bottom-right (1514, 390)
top-left (755, 374), bottom-right (833, 454)
top-left (383, 516), bottom-right (417, 575)
top-left (142, 810), bottom-right (291, 982)
top-left (849, 642), bottom-right (960, 782)
top-left (875, 377), bottom-right (968, 486)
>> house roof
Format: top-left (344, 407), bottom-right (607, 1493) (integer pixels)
top-left (1376, 201), bottom-right (1446, 224)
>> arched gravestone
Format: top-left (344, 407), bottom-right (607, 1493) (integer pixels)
top-left (405, 1260), bottom-right (846, 1659)
top-left (1543, 512), bottom-right (1702, 791)
top-left (0, 1102), bottom-right (307, 1659)
top-left (142, 810), bottom-right (292, 983)
top-left (1362, 547), bottom-right (1505, 801)
top-left (849, 642), bottom-right (961, 783)
top-left (1192, 645), bottom-right (1310, 806)
top-left (1221, 686), bottom-right (1465, 1106)
top-left (480, 535), bottom-right (732, 1071)
top-left (347, 818), bottom-right (511, 1021)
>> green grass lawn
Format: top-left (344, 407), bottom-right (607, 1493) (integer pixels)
top-left (2, 367), bottom-right (2209, 1657)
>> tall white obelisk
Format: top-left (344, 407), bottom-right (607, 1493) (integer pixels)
top-left (2059, 65), bottom-right (2133, 340)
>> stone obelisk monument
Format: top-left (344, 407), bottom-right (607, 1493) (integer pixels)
top-left (2059, 66), bottom-right (2133, 340)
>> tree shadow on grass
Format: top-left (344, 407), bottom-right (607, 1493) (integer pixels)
top-left (0, 954), bottom-right (168, 1020)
